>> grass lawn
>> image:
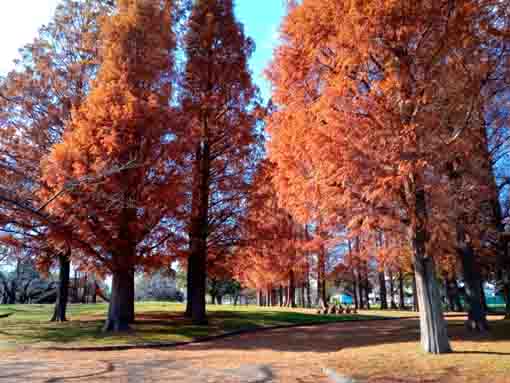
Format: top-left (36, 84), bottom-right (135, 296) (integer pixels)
top-left (0, 302), bottom-right (383, 349)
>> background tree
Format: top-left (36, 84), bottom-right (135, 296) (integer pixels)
top-left (0, 0), bottom-right (113, 322)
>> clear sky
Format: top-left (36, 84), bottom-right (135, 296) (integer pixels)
top-left (0, 0), bottom-right (284, 102)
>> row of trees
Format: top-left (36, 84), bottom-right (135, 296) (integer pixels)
top-left (0, 0), bottom-right (261, 330)
top-left (1, 0), bottom-right (510, 356)
top-left (260, 0), bottom-right (510, 354)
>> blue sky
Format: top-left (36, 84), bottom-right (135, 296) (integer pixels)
top-left (0, 0), bottom-right (284, 102)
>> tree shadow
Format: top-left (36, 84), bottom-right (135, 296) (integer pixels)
top-left (160, 317), bottom-right (510, 355)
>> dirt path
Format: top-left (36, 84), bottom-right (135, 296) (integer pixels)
top-left (0, 319), bottom-right (419, 383)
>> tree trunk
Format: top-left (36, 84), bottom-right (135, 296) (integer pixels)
top-left (379, 270), bottom-right (387, 309)
top-left (128, 266), bottom-right (135, 324)
top-left (399, 270), bottom-right (405, 309)
top-left (458, 243), bottom-right (489, 332)
top-left (480, 280), bottom-right (488, 313)
top-left (211, 294), bottom-right (216, 304)
top-left (104, 267), bottom-right (132, 332)
top-left (389, 269), bottom-right (397, 309)
top-left (217, 295), bottom-right (223, 305)
top-left (410, 188), bottom-right (451, 354)
top-left (411, 268), bottom-right (419, 312)
top-left (288, 270), bottom-right (296, 308)
top-left (279, 285), bottom-right (284, 306)
top-left (51, 252), bottom-right (70, 322)
top-left (317, 247), bottom-right (327, 307)
top-left (187, 126), bottom-right (211, 325)
top-left (257, 290), bottom-right (262, 306)
top-left (185, 261), bottom-right (193, 317)
top-left (363, 264), bottom-right (370, 309)
top-left (357, 269), bottom-right (364, 309)
top-left (189, 244), bottom-right (207, 324)
top-left (353, 270), bottom-right (359, 310)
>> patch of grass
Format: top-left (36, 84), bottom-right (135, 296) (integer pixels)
top-left (0, 302), bottom-right (383, 349)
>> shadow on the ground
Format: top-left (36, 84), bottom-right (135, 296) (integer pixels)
top-left (161, 317), bottom-right (510, 355)
top-left (0, 308), bottom-right (383, 346)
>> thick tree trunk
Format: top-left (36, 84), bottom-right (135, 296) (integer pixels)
top-left (458, 244), bottom-right (489, 332)
top-left (379, 270), bottom-right (387, 309)
top-left (51, 253), bottom-right (70, 322)
top-left (187, 126), bottom-right (211, 325)
top-left (217, 295), bottom-right (223, 305)
top-left (128, 267), bottom-right (135, 324)
top-left (189, 243), bottom-right (207, 324)
top-left (257, 290), bottom-right (262, 306)
top-left (104, 268), bottom-right (132, 332)
top-left (211, 294), bottom-right (216, 304)
top-left (410, 188), bottom-right (451, 354)
top-left (399, 270), bottom-right (405, 309)
top-left (279, 285), bottom-right (283, 306)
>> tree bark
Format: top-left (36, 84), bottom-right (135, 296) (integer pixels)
top-left (279, 285), bottom-right (284, 307)
top-left (399, 270), bottom-right (405, 309)
top-left (51, 252), bottom-right (70, 322)
top-left (410, 189), bottom-right (451, 354)
top-left (352, 269), bottom-right (359, 310)
top-left (189, 242), bottom-right (207, 324)
top-left (185, 260), bottom-right (193, 317)
top-left (128, 266), bottom-right (135, 324)
top-left (411, 267), bottom-right (419, 312)
top-left (458, 243), bottom-right (489, 332)
top-left (379, 270), bottom-right (387, 309)
top-left (357, 268), bottom-right (364, 309)
top-left (364, 263), bottom-right (370, 309)
top-left (104, 267), bottom-right (132, 332)
top-left (317, 246), bottom-right (327, 307)
top-left (288, 270), bottom-right (296, 308)
top-left (389, 269), bottom-right (397, 309)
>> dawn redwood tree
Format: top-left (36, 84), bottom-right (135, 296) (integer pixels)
top-left (180, 0), bottom-right (261, 324)
top-left (232, 161), bottom-right (307, 307)
top-left (40, 0), bottom-right (184, 332)
top-left (0, 0), bottom-right (113, 322)
top-left (266, 0), bottom-right (506, 353)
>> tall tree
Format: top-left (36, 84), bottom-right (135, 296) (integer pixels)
top-left (0, 0), bottom-right (113, 322)
top-left (40, 0), bottom-right (183, 332)
top-left (180, 0), bottom-right (261, 324)
top-left (266, 0), bottom-right (507, 353)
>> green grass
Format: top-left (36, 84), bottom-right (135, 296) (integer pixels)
top-left (0, 302), bottom-right (384, 349)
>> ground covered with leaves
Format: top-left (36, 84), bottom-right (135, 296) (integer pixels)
top-left (0, 313), bottom-right (509, 382)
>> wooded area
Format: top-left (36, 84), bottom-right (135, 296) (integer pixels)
top-left (1, 0), bottom-right (510, 356)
